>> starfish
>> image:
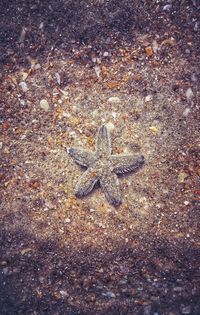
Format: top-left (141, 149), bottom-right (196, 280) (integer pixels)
top-left (67, 125), bottom-right (144, 207)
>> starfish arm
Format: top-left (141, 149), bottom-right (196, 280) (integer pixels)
top-left (67, 147), bottom-right (96, 167)
top-left (75, 167), bottom-right (99, 197)
top-left (111, 154), bottom-right (145, 174)
top-left (100, 171), bottom-right (121, 207)
top-left (96, 125), bottom-right (111, 156)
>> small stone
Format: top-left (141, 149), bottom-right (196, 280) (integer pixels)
top-left (145, 95), bottom-right (153, 102)
top-left (19, 81), bottom-right (29, 92)
top-left (65, 218), bottom-right (71, 223)
top-left (94, 64), bottom-right (101, 78)
top-left (191, 73), bottom-right (197, 82)
top-left (40, 99), bottom-right (49, 111)
top-left (103, 51), bottom-right (109, 57)
top-left (19, 27), bottom-right (27, 43)
top-left (102, 291), bottom-right (116, 298)
top-left (98, 223), bottom-right (106, 228)
top-left (55, 73), bottom-right (61, 85)
top-left (0, 142), bottom-right (2, 150)
top-left (152, 40), bottom-right (159, 53)
top-left (86, 293), bottom-right (96, 302)
top-left (184, 201), bottom-right (190, 206)
top-left (178, 172), bottom-right (188, 183)
top-left (163, 4), bottom-right (172, 11)
top-left (183, 108), bottom-right (190, 117)
top-left (181, 305), bottom-right (191, 314)
top-left (107, 81), bottom-right (119, 89)
top-left (34, 63), bottom-right (41, 70)
top-left (106, 122), bottom-right (115, 132)
top-left (186, 87), bottom-right (194, 101)
top-left (194, 22), bottom-right (198, 32)
top-left (112, 112), bottom-right (118, 119)
top-left (145, 46), bottom-right (153, 57)
top-left (108, 96), bottom-right (120, 103)
top-left (61, 111), bottom-right (68, 118)
top-left (45, 201), bottom-right (54, 209)
top-left (19, 99), bottom-right (26, 106)
top-left (2, 122), bottom-right (9, 130)
top-left (3, 146), bottom-right (10, 154)
top-left (60, 290), bottom-right (69, 298)
top-left (39, 22), bottom-right (44, 30)
top-left (21, 72), bottom-right (29, 81)
top-left (89, 208), bottom-right (95, 212)
top-left (96, 57), bottom-right (101, 64)
top-left (149, 126), bottom-right (158, 133)
top-left (21, 248), bottom-right (32, 255)
top-left (173, 286), bottom-right (183, 292)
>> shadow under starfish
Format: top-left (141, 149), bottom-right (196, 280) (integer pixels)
top-left (66, 125), bottom-right (145, 207)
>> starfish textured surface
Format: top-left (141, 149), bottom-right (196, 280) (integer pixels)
top-left (67, 125), bottom-right (145, 207)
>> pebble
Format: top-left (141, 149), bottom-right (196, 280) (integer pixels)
top-left (102, 291), bottom-right (116, 298)
top-left (108, 96), bottom-right (120, 103)
top-left (60, 290), bottom-right (69, 298)
top-left (106, 122), bottom-right (115, 132)
top-left (94, 64), bottom-right (101, 78)
top-left (152, 40), bottom-right (159, 53)
top-left (19, 99), bottom-right (26, 106)
top-left (181, 306), bottom-right (191, 314)
top-left (21, 72), bottom-right (29, 81)
top-left (19, 81), bottom-right (29, 92)
top-left (145, 95), bottom-right (153, 102)
top-left (0, 142), bottom-right (3, 150)
top-left (98, 223), bottom-right (106, 229)
top-left (178, 172), bottom-right (188, 183)
top-left (3, 146), bottom-right (10, 154)
top-left (145, 46), bottom-right (153, 57)
top-left (39, 22), bottom-right (44, 30)
top-left (62, 111), bottom-right (71, 118)
top-left (103, 51), bottom-right (109, 57)
top-left (173, 286), bottom-right (183, 292)
top-left (96, 57), bottom-right (101, 64)
top-left (183, 108), bottom-right (190, 117)
top-left (45, 201), bottom-right (54, 209)
top-left (184, 201), bottom-right (190, 206)
top-left (149, 126), bottom-right (158, 133)
top-left (34, 63), bottom-right (41, 70)
top-left (55, 73), bottom-right (61, 85)
top-left (37, 276), bottom-right (44, 284)
top-left (19, 27), bottom-right (26, 43)
top-left (191, 73), bottom-right (197, 82)
top-left (112, 112), bottom-right (118, 119)
top-left (20, 248), bottom-right (32, 255)
top-left (91, 55), bottom-right (96, 63)
top-left (65, 218), bottom-right (71, 223)
top-left (194, 22), bottom-right (198, 32)
top-left (40, 99), bottom-right (49, 111)
top-left (185, 87), bottom-right (194, 101)
top-left (163, 4), bottom-right (172, 11)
